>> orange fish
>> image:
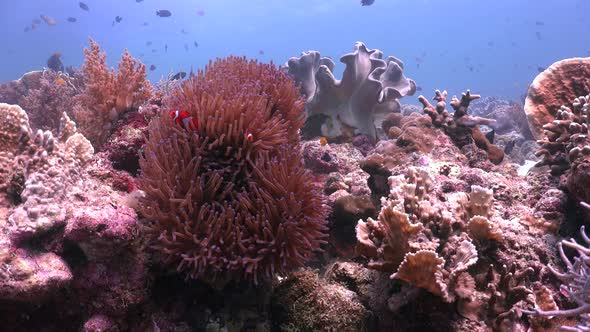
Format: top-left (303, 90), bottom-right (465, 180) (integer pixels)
top-left (245, 129), bottom-right (254, 142)
top-left (54, 77), bottom-right (66, 85)
top-left (169, 110), bottom-right (198, 130)
top-left (319, 136), bottom-right (328, 146)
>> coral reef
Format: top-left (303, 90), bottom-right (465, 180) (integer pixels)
top-left (74, 38), bottom-right (153, 148)
top-left (271, 269), bottom-right (371, 331)
top-left (525, 57), bottom-right (590, 139)
top-left (524, 226), bottom-right (590, 331)
top-left (419, 89), bottom-right (505, 164)
top-left (137, 56), bottom-right (328, 285)
top-left (286, 41), bottom-right (416, 139)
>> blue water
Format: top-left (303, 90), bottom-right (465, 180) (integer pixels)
top-left (1, 0), bottom-right (588, 102)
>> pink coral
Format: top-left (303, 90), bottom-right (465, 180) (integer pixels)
top-left (75, 38), bottom-right (152, 148)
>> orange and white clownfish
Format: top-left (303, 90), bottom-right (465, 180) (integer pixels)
top-left (245, 129), bottom-right (254, 142)
top-left (169, 110), bottom-right (198, 131)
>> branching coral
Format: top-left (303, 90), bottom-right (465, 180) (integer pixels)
top-left (419, 90), bottom-right (504, 164)
top-left (524, 226), bottom-right (590, 331)
top-left (75, 38), bottom-right (153, 148)
top-left (137, 56), bottom-right (328, 285)
top-left (286, 41), bottom-right (416, 139)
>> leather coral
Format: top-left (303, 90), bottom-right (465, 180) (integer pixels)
top-left (137, 56), bottom-right (328, 285)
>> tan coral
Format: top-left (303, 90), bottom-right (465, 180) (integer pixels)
top-left (0, 103), bottom-right (31, 152)
top-left (468, 185), bottom-right (494, 218)
top-left (392, 250), bottom-right (446, 297)
top-left (467, 216), bottom-right (503, 243)
top-left (524, 57), bottom-right (590, 139)
top-left (65, 133), bottom-right (94, 166)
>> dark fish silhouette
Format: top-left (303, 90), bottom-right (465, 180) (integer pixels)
top-left (361, 0), bottom-right (375, 6)
top-left (67, 17), bottom-right (77, 23)
top-left (156, 10), bottom-right (172, 17)
top-left (504, 140), bottom-right (516, 154)
top-left (196, 9), bottom-right (205, 16)
top-left (181, 28), bottom-right (188, 34)
top-left (416, 86), bottom-right (423, 92)
top-left (165, 44), bottom-right (168, 52)
top-left (194, 41), bottom-right (199, 48)
top-left (485, 130), bottom-right (495, 144)
top-left (40, 15), bottom-right (57, 26)
top-left (184, 44), bottom-right (189, 51)
top-left (259, 50), bottom-right (264, 55)
top-left (151, 49), bottom-right (157, 53)
top-left (535, 31), bottom-right (542, 40)
top-left (24, 26), bottom-right (31, 32)
top-left (115, 16), bottom-right (122, 23)
top-left (171, 72), bottom-right (187, 80)
top-left (149, 64), bottom-right (156, 71)
top-left (146, 41), bottom-right (152, 46)
top-left (32, 18), bottom-right (42, 24)
top-left (136, 0), bottom-right (144, 2)
top-left (142, 22), bottom-right (149, 26)
top-left (537, 66), bottom-right (545, 73)
top-left (47, 52), bottom-right (64, 72)
top-left (79, 2), bottom-right (89, 11)
top-left (535, 21), bottom-right (545, 26)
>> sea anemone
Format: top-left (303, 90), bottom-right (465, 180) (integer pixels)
top-left (137, 56), bottom-right (328, 285)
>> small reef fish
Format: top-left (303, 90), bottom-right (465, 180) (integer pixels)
top-left (259, 50), bottom-right (264, 55)
top-left (67, 17), bottom-right (77, 23)
top-left (535, 31), bottom-right (542, 40)
top-left (146, 41), bottom-right (152, 46)
top-left (156, 10), bottom-right (172, 17)
top-left (181, 29), bottom-right (188, 34)
top-left (196, 9), bottom-right (205, 16)
top-left (194, 41), bottom-right (199, 48)
top-left (171, 72), bottom-right (186, 80)
top-left (40, 15), bottom-right (57, 26)
top-left (165, 44), bottom-right (168, 53)
top-left (149, 64), bottom-right (156, 71)
top-left (33, 18), bottom-right (42, 24)
top-left (170, 110), bottom-right (198, 131)
top-left (537, 66), bottom-right (545, 73)
top-left (136, 0), bottom-right (144, 2)
top-left (24, 26), bottom-right (31, 32)
top-left (361, 0), bottom-right (375, 6)
top-left (54, 77), bottom-right (66, 86)
top-left (79, 2), bottom-right (89, 11)
top-left (115, 16), bottom-right (122, 23)
top-left (142, 22), bottom-right (149, 26)
top-left (184, 44), bottom-right (189, 52)
top-left (535, 21), bottom-right (545, 26)
top-left (319, 137), bottom-right (328, 146)
top-left (245, 129), bottom-right (254, 142)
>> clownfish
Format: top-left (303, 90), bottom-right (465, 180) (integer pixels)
top-left (245, 129), bottom-right (254, 142)
top-left (169, 110), bottom-right (198, 131)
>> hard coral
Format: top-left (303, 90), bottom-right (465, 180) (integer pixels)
top-left (419, 89), bottom-right (504, 164)
top-left (525, 57), bottom-right (590, 139)
top-left (75, 38), bottom-right (152, 149)
top-left (138, 56), bottom-right (328, 285)
top-left (286, 41), bottom-right (416, 139)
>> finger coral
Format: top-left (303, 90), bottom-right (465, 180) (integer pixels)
top-left (137, 56), bottom-right (328, 285)
top-left (286, 41), bottom-right (416, 140)
top-left (419, 89), bottom-right (504, 164)
top-left (75, 38), bottom-right (153, 148)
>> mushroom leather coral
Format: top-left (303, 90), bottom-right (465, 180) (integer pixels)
top-left (137, 56), bottom-right (328, 285)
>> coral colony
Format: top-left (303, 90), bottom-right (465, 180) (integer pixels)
top-left (3, 38), bottom-right (590, 331)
